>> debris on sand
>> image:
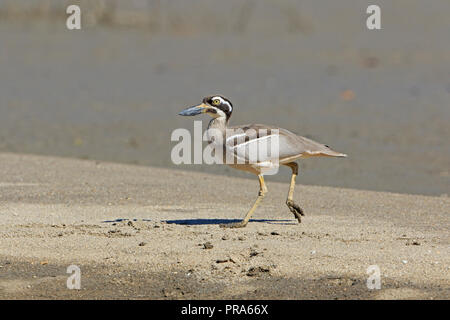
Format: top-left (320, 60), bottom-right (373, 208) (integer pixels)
top-left (406, 240), bottom-right (421, 246)
top-left (249, 248), bottom-right (261, 258)
top-left (216, 257), bottom-right (236, 264)
top-left (203, 242), bottom-right (213, 250)
top-left (246, 266), bottom-right (271, 277)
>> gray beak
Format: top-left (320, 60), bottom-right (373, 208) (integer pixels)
top-left (178, 103), bottom-right (209, 116)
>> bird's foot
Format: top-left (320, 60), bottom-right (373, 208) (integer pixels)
top-left (286, 200), bottom-right (304, 223)
top-left (220, 221), bottom-right (248, 228)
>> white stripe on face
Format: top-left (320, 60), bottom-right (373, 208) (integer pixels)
top-left (212, 96), bottom-right (232, 113)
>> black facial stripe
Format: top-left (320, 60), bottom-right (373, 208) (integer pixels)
top-left (204, 95), bottom-right (233, 119)
top-left (216, 104), bottom-right (230, 112)
top-left (217, 105), bottom-right (232, 119)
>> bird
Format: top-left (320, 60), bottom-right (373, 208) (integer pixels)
top-left (178, 95), bottom-right (347, 228)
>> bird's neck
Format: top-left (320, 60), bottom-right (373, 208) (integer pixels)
top-left (207, 116), bottom-right (228, 132)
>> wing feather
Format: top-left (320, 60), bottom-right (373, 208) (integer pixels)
top-left (227, 124), bottom-right (347, 163)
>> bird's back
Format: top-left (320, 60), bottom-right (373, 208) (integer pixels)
top-left (227, 123), bottom-right (347, 164)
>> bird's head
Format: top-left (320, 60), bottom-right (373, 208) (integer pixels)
top-left (178, 95), bottom-right (233, 120)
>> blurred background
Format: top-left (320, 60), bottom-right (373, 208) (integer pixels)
top-left (0, 0), bottom-right (449, 196)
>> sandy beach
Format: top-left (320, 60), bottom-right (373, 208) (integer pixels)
top-left (1, 0), bottom-right (449, 302)
top-left (0, 153), bottom-right (448, 299)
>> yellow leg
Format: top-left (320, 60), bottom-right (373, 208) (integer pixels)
top-left (221, 175), bottom-right (267, 228)
top-left (285, 162), bottom-right (304, 223)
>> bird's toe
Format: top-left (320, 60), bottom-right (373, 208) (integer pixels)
top-left (286, 200), bottom-right (305, 223)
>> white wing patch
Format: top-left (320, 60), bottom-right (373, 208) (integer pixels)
top-left (229, 134), bottom-right (278, 149)
top-left (225, 131), bottom-right (280, 164)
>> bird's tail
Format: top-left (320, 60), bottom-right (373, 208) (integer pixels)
top-left (324, 150), bottom-right (347, 157)
top-left (301, 149), bottom-right (347, 158)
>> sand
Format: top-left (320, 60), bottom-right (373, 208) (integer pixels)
top-left (0, 152), bottom-right (448, 299)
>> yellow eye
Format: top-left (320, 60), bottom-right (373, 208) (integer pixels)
top-left (212, 99), bottom-right (221, 105)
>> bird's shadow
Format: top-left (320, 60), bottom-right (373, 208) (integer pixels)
top-left (165, 218), bottom-right (296, 226)
top-left (102, 218), bottom-right (296, 226)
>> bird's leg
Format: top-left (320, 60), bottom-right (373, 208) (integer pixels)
top-left (285, 162), bottom-right (304, 223)
top-left (221, 175), bottom-right (267, 228)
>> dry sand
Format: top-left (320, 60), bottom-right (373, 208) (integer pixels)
top-left (0, 152), bottom-right (448, 299)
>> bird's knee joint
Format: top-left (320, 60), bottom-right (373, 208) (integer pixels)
top-left (288, 163), bottom-right (298, 175)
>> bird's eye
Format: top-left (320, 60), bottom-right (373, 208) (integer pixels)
top-left (213, 99), bottom-right (220, 105)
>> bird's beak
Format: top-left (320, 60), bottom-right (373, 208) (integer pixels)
top-left (178, 103), bottom-right (209, 116)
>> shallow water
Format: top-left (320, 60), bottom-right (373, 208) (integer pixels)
top-left (0, 1), bottom-right (449, 196)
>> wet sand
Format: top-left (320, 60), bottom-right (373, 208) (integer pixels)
top-left (1, 1), bottom-right (450, 196)
top-left (0, 153), bottom-right (448, 299)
